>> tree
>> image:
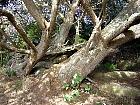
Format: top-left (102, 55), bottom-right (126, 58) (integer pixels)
top-left (0, 0), bottom-right (140, 86)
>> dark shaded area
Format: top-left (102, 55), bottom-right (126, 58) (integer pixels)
top-left (98, 38), bottom-right (140, 72)
top-left (0, 0), bottom-right (9, 7)
top-left (31, 49), bottom-right (77, 75)
top-left (65, 25), bottom-right (76, 45)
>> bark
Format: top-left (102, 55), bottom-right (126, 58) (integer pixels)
top-left (50, 0), bottom-right (80, 48)
top-left (49, 0), bottom-right (60, 35)
top-left (23, 0), bottom-right (60, 75)
top-left (57, 0), bottom-right (140, 83)
top-left (102, 0), bottom-right (140, 42)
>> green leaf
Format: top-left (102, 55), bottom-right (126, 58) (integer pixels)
top-left (84, 84), bottom-right (92, 92)
top-left (63, 83), bottom-right (70, 90)
top-left (64, 94), bottom-right (73, 102)
top-left (71, 89), bottom-right (80, 97)
top-left (71, 73), bottom-right (83, 88)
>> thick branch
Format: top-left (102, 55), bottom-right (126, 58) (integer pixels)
top-left (81, 0), bottom-right (104, 51)
top-left (81, 0), bottom-right (98, 25)
top-left (85, 20), bottom-right (102, 51)
top-left (109, 23), bottom-right (140, 48)
top-left (22, 0), bottom-right (48, 30)
top-left (51, 0), bottom-right (80, 46)
top-left (49, 0), bottom-right (60, 35)
top-left (107, 13), bottom-right (140, 42)
top-left (46, 43), bottom-right (86, 55)
top-left (102, 0), bottom-right (140, 43)
top-left (109, 30), bottom-right (135, 47)
top-left (0, 9), bottom-right (37, 53)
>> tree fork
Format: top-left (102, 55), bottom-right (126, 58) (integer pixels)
top-left (57, 0), bottom-right (140, 83)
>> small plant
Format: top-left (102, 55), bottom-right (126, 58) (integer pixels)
top-left (104, 62), bottom-right (117, 71)
top-left (0, 51), bottom-right (11, 66)
top-left (84, 84), bottom-right (92, 93)
top-left (63, 83), bottom-right (70, 90)
top-left (63, 73), bottom-right (83, 102)
top-left (64, 94), bottom-right (73, 102)
top-left (75, 34), bottom-right (87, 44)
top-left (71, 73), bottom-right (83, 88)
top-left (63, 73), bottom-right (93, 102)
top-left (64, 89), bottom-right (80, 102)
top-left (71, 89), bottom-right (80, 97)
top-left (63, 73), bottom-right (83, 90)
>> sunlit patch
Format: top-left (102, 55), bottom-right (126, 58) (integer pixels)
top-left (50, 72), bottom-right (55, 77)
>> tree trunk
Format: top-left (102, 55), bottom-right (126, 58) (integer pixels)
top-left (57, 26), bottom-right (140, 84)
top-left (56, 0), bottom-right (140, 83)
top-left (58, 45), bottom-right (112, 83)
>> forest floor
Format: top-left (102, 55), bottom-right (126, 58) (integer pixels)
top-left (0, 39), bottom-right (140, 105)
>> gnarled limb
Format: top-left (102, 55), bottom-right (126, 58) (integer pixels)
top-left (81, 0), bottom-right (106, 52)
top-left (0, 9), bottom-right (37, 53)
top-left (49, 0), bottom-right (60, 35)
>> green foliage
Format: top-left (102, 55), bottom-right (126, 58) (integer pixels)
top-left (26, 22), bottom-right (41, 41)
top-left (83, 84), bottom-right (92, 93)
top-left (63, 73), bottom-right (83, 90)
top-left (63, 83), bottom-right (70, 90)
top-left (55, 24), bottom-right (61, 33)
top-left (64, 94), bottom-right (73, 102)
top-left (63, 73), bottom-right (85, 102)
top-left (71, 73), bottom-right (83, 88)
top-left (64, 89), bottom-right (80, 102)
top-left (17, 37), bottom-right (26, 49)
top-left (71, 89), bottom-right (80, 97)
top-left (74, 34), bottom-right (87, 44)
top-left (4, 68), bottom-right (16, 77)
top-left (119, 60), bottom-right (136, 70)
top-left (104, 62), bottom-right (117, 71)
top-left (16, 22), bottom-right (41, 49)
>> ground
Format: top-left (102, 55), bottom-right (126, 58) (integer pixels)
top-left (0, 38), bottom-right (140, 105)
